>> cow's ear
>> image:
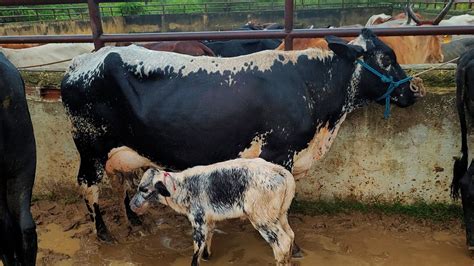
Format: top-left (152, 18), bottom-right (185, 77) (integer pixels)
top-left (154, 181), bottom-right (171, 197)
top-left (325, 35), bottom-right (364, 61)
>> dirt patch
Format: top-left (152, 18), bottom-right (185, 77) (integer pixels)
top-left (31, 197), bottom-right (474, 266)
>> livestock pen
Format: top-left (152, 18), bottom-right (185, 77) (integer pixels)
top-left (1, 0), bottom-right (474, 265)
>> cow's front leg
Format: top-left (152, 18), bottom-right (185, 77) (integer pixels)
top-left (81, 182), bottom-right (113, 242)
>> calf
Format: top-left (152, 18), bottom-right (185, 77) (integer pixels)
top-left (0, 53), bottom-right (37, 265)
top-left (451, 49), bottom-right (474, 250)
top-left (104, 146), bottom-right (159, 227)
top-left (130, 158), bottom-right (296, 266)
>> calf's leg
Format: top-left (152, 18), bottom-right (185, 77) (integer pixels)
top-left (250, 218), bottom-right (292, 266)
top-left (189, 212), bottom-right (209, 266)
top-left (202, 221), bottom-right (215, 261)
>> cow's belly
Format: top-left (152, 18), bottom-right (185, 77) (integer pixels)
top-left (292, 114), bottom-right (347, 178)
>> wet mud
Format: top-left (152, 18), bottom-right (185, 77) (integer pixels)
top-left (32, 198), bottom-right (473, 266)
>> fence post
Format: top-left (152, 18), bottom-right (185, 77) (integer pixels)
top-left (284, 0), bottom-right (294, 51)
top-left (87, 0), bottom-right (104, 50)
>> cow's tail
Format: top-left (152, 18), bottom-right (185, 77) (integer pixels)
top-left (452, 67), bottom-right (469, 199)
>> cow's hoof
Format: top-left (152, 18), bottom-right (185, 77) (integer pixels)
top-left (97, 229), bottom-right (115, 243)
top-left (202, 249), bottom-right (211, 261)
top-left (291, 243), bottom-right (304, 258)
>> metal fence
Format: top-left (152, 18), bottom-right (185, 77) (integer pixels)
top-left (0, 0), bottom-right (473, 51)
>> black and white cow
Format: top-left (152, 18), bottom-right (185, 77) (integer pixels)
top-left (451, 49), bottom-right (474, 250)
top-left (130, 158), bottom-right (295, 266)
top-left (61, 28), bottom-right (418, 242)
top-left (0, 53), bottom-right (37, 265)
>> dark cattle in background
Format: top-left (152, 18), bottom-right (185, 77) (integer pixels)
top-left (204, 22), bottom-right (283, 57)
top-left (0, 53), bottom-right (37, 265)
top-left (61, 28), bottom-right (418, 242)
top-left (451, 49), bottom-right (474, 250)
top-left (115, 41), bottom-right (216, 56)
top-left (204, 39), bottom-right (282, 57)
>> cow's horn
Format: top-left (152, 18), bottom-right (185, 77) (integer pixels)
top-left (406, 3), bottom-right (422, 25)
top-left (432, 0), bottom-right (454, 25)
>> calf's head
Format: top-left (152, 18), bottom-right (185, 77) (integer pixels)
top-left (326, 28), bottom-right (419, 108)
top-left (130, 168), bottom-right (171, 215)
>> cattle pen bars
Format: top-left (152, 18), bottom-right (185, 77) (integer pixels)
top-left (0, 0), bottom-right (473, 52)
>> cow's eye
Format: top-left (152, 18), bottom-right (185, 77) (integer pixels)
top-left (382, 56), bottom-right (392, 68)
top-left (139, 186), bottom-right (148, 193)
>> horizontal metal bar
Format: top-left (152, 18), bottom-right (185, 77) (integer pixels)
top-left (0, 26), bottom-right (473, 44)
top-left (0, 35), bottom-right (93, 43)
top-left (0, 0), bottom-right (139, 6)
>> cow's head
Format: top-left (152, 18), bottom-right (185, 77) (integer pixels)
top-left (326, 28), bottom-right (418, 108)
top-left (129, 168), bottom-right (171, 215)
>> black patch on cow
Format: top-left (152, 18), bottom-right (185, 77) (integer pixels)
top-left (278, 55), bottom-right (284, 61)
top-left (207, 168), bottom-right (249, 210)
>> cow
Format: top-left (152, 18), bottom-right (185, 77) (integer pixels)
top-left (130, 158), bottom-right (296, 266)
top-left (451, 49), bottom-right (474, 251)
top-left (115, 41), bottom-right (216, 57)
top-left (60, 28), bottom-right (419, 243)
top-left (278, 6), bottom-right (450, 64)
top-left (0, 53), bottom-right (37, 265)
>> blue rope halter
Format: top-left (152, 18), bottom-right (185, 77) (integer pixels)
top-left (356, 59), bottom-right (412, 119)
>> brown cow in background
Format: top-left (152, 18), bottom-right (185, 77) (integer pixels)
top-left (115, 41), bottom-right (215, 56)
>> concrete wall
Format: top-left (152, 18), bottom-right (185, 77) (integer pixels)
top-left (26, 74), bottom-right (461, 204)
top-left (0, 6), bottom-right (392, 36)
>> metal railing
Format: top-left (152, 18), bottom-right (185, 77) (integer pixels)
top-left (0, 0), bottom-right (473, 51)
top-left (0, 1), bottom-right (394, 23)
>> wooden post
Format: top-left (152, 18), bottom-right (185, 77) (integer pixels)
top-left (87, 0), bottom-right (104, 50)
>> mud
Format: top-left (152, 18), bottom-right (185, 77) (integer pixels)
top-left (29, 195), bottom-right (473, 266)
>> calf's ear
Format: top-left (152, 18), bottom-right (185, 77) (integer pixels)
top-left (154, 181), bottom-right (171, 197)
top-left (325, 35), bottom-right (364, 61)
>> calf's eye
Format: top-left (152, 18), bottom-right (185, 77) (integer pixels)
top-left (139, 186), bottom-right (148, 193)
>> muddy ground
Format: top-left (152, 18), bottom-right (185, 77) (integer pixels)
top-left (32, 193), bottom-right (474, 266)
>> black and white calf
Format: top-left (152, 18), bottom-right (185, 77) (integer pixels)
top-left (130, 158), bottom-right (296, 266)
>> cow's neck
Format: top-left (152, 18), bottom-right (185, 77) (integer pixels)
top-left (303, 55), bottom-right (362, 121)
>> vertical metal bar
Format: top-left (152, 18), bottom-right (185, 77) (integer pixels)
top-left (284, 0), bottom-right (294, 51)
top-left (87, 0), bottom-right (104, 50)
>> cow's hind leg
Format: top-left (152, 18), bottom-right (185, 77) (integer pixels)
top-left (124, 191), bottom-right (142, 226)
top-left (0, 179), bottom-right (15, 265)
top-left (6, 166), bottom-right (37, 265)
top-left (460, 160), bottom-right (474, 249)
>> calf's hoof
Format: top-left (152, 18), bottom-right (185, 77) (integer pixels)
top-left (291, 243), bottom-right (303, 258)
top-left (202, 249), bottom-right (211, 261)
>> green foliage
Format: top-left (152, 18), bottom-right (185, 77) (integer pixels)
top-left (290, 198), bottom-right (463, 222)
top-left (118, 2), bottom-right (145, 15)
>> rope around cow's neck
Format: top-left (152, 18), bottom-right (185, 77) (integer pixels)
top-left (356, 59), bottom-right (413, 119)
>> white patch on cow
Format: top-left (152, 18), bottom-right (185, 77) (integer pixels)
top-left (291, 114), bottom-right (347, 178)
top-left (342, 63), bottom-right (363, 113)
top-left (238, 132), bottom-right (270, 158)
top-left (65, 45), bottom-right (333, 87)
